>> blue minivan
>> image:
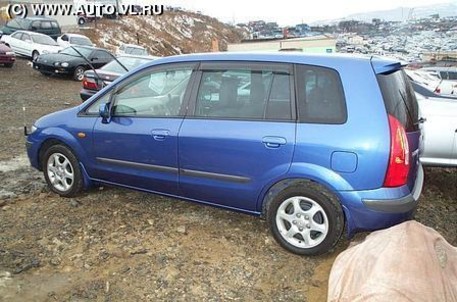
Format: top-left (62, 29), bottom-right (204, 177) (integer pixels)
top-left (26, 53), bottom-right (424, 255)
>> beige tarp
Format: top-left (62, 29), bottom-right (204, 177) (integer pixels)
top-left (328, 221), bottom-right (457, 302)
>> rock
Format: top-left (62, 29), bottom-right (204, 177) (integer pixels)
top-left (69, 199), bottom-right (80, 208)
top-left (177, 226), bottom-right (187, 234)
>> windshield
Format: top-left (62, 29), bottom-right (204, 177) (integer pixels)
top-left (60, 47), bottom-right (92, 57)
top-left (101, 56), bottom-right (154, 74)
top-left (32, 35), bottom-right (58, 46)
top-left (70, 37), bottom-right (93, 46)
top-left (6, 18), bottom-right (31, 29)
top-left (377, 69), bottom-right (419, 132)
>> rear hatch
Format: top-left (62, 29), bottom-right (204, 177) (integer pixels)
top-left (374, 60), bottom-right (421, 191)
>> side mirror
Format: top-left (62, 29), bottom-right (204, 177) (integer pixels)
top-left (99, 103), bottom-right (111, 123)
top-left (91, 57), bottom-right (98, 61)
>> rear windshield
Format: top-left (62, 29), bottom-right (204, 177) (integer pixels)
top-left (377, 70), bottom-right (419, 132)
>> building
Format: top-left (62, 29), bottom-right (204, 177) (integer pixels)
top-left (227, 35), bottom-right (336, 53)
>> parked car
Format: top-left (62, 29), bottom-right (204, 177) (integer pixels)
top-left (0, 42), bottom-right (15, 68)
top-left (33, 46), bottom-right (114, 81)
top-left (411, 81), bottom-right (457, 100)
top-left (25, 53), bottom-right (424, 256)
top-left (57, 33), bottom-right (94, 48)
top-left (116, 43), bottom-right (148, 56)
top-left (405, 69), bottom-right (456, 95)
top-left (421, 67), bottom-right (457, 81)
top-left (417, 95), bottom-right (457, 167)
top-left (81, 54), bottom-right (157, 101)
top-left (0, 16), bottom-right (61, 40)
top-left (0, 30), bottom-right (61, 61)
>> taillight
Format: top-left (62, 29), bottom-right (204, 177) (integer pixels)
top-left (83, 77), bottom-right (98, 90)
top-left (434, 87), bottom-right (441, 93)
top-left (384, 114), bottom-right (410, 187)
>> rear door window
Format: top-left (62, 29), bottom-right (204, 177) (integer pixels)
top-left (377, 70), bottom-right (419, 132)
top-left (194, 64), bottom-right (293, 121)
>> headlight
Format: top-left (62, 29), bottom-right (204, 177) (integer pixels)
top-left (5, 51), bottom-right (14, 56)
top-left (61, 62), bottom-right (69, 67)
top-left (54, 62), bottom-right (60, 66)
top-left (30, 125), bottom-right (37, 134)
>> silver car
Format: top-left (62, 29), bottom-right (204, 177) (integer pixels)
top-left (417, 94), bottom-right (457, 167)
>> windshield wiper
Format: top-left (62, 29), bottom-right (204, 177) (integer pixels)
top-left (70, 46), bottom-right (108, 88)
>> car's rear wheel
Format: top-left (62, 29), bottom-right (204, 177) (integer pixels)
top-left (73, 66), bottom-right (85, 81)
top-left (32, 50), bottom-right (39, 61)
top-left (5, 63), bottom-right (13, 68)
top-left (42, 144), bottom-right (83, 197)
top-left (267, 180), bottom-right (344, 256)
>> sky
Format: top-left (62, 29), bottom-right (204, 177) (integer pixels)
top-left (130, 0), bottom-right (456, 25)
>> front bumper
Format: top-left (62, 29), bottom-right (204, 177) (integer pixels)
top-left (33, 62), bottom-right (72, 75)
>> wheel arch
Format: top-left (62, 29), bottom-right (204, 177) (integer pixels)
top-left (258, 162), bottom-right (354, 217)
top-left (37, 135), bottom-right (93, 189)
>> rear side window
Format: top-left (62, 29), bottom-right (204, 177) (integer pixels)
top-left (195, 67), bottom-right (292, 120)
top-left (377, 70), bottom-right (419, 131)
top-left (296, 65), bottom-right (347, 124)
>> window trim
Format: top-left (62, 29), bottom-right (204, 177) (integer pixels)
top-left (294, 63), bottom-right (348, 125)
top-left (186, 61), bottom-right (296, 123)
top-left (79, 62), bottom-right (199, 118)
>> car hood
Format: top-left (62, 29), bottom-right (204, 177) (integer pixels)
top-left (35, 106), bottom-right (81, 129)
top-left (36, 52), bottom-right (83, 63)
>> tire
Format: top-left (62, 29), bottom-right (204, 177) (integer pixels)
top-left (42, 144), bottom-right (84, 197)
top-left (78, 17), bottom-right (86, 26)
top-left (267, 180), bottom-right (344, 256)
top-left (32, 50), bottom-right (39, 61)
top-left (73, 66), bottom-right (85, 81)
top-left (5, 63), bottom-right (13, 68)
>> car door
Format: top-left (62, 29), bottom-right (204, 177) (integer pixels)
top-left (419, 98), bottom-right (457, 166)
top-left (7, 32), bottom-right (23, 54)
top-left (20, 33), bottom-right (33, 56)
top-left (178, 62), bottom-right (296, 212)
top-left (91, 62), bottom-right (197, 194)
top-left (90, 50), bottom-right (112, 68)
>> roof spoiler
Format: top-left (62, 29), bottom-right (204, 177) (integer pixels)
top-left (370, 56), bottom-right (406, 75)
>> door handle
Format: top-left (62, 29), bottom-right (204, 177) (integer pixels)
top-left (262, 136), bottom-right (287, 149)
top-left (151, 129), bottom-right (170, 141)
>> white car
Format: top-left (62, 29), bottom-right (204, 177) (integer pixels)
top-left (116, 43), bottom-right (148, 56)
top-left (0, 30), bottom-right (62, 61)
top-left (417, 94), bottom-right (457, 167)
top-left (57, 33), bottom-right (94, 48)
top-left (405, 69), bottom-right (457, 95)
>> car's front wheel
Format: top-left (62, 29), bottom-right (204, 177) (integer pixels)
top-left (267, 180), bottom-right (344, 256)
top-left (73, 66), bottom-right (85, 81)
top-left (42, 144), bottom-right (83, 197)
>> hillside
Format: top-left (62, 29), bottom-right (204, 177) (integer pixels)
top-left (74, 11), bottom-right (247, 56)
top-left (312, 2), bottom-right (457, 24)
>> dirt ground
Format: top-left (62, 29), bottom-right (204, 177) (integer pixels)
top-left (0, 59), bottom-right (456, 301)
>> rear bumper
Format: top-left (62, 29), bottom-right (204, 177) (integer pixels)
top-left (80, 88), bottom-right (97, 101)
top-left (0, 56), bottom-right (15, 63)
top-left (362, 164), bottom-right (423, 213)
top-left (340, 164), bottom-right (424, 236)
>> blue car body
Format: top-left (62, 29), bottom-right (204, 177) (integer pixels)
top-left (26, 52), bottom-right (423, 238)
